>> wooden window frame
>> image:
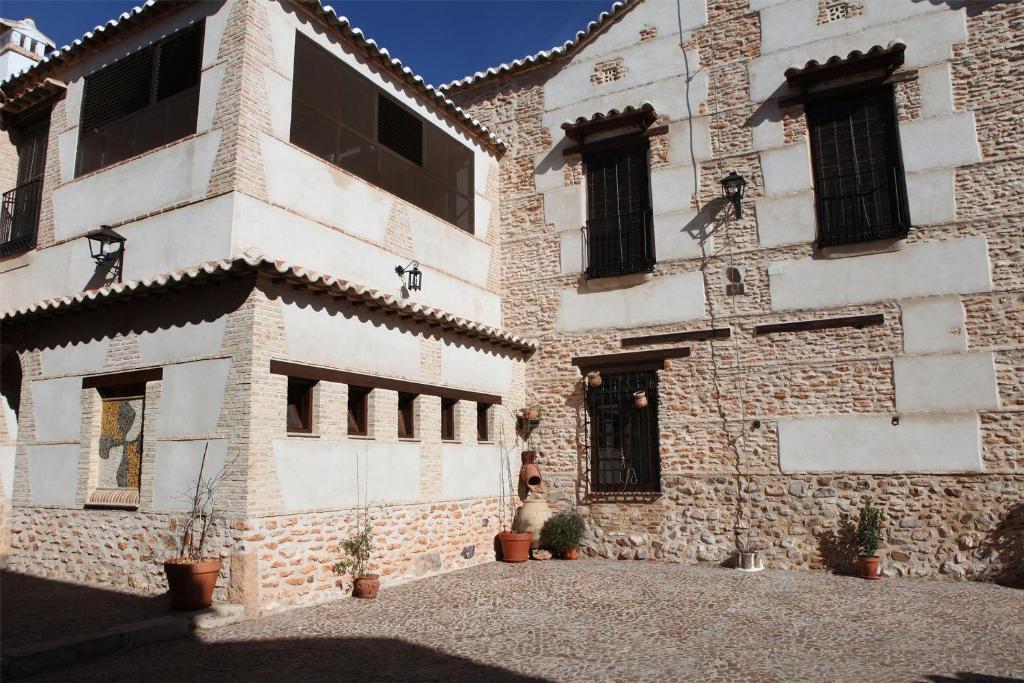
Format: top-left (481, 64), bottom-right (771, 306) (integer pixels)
top-left (348, 385), bottom-right (371, 437)
top-left (476, 403), bottom-right (491, 442)
top-left (441, 398), bottom-right (457, 442)
top-left (398, 392), bottom-right (416, 439)
top-left (287, 377), bottom-right (315, 434)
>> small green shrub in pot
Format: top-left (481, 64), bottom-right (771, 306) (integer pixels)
top-left (540, 511), bottom-right (586, 559)
top-left (855, 499), bottom-right (884, 580)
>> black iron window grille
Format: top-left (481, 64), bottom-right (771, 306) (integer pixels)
top-left (583, 144), bottom-right (655, 279)
top-left (2, 117), bottom-right (48, 256)
top-left (807, 87), bottom-right (910, 248)
top-left (585, 370), bottom-right (660, 493)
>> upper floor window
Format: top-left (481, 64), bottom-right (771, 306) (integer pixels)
top-left (77, 22), bottom-right (204, 176)
top-left (807, 87), bottom-right (910, 248)
top-left (348, 386), bottom-right (371, 436)
top-left (1, 116), bottom-right (48, 255)
top-left (584, 143), bottom-right (654, 279)
top-left (287, 377), bottom-right (315, 434)
top-left (290, 32), bottom-right (474, 233)
top-left (441, 398), bottom-right (457, 441)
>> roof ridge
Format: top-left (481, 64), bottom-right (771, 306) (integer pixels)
top-left (438, 0), bottom-right (636, 93)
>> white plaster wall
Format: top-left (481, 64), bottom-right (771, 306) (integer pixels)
top-left (272, 439), bottom-right (420, 511)
top-left (156, 359), bottom-right (232, 437)
top-left (760, 143), bottom-right (811, 196)
top-left (441, 443), bottom-right (509, 500)
top-left (556, 272), bottom-right (706, 331)
top-left (32, 377), bottom-right (82, 442)
top-left (440, 340), bottom-right (514, 395)
top-left (905, 169), bottom-right (956, 226)
top-left (749, 9), bottom-right (967, 103)
top-left (900, 296), bottom-right (967, 355)
top-left (51, 131), bottom-right (222, 240)
top-left (769, 235), bottom-right (992, 311)
top-left (0, 446), bottom-right (15, 498)
top-left (899, 113), bottom-right (980, 174)
top-left (280, 299), bottom-right (421, 379)
top-left (755, 193), bottom-right (816, 248)
top-left (27, 444), bottom-right (80, 505)
top-left (152, 438), bottom-right (229, 511)
top-left (407, 209), bottom-right (490, 286)
top-left (894, 353), bottom-right (999, 414)
top-left (232, 194), bottom-right (501, 326)
top-left (40, 339), bottom-right (110, 377)
top-left (0, 193), bottom-right (234, 314)
top-left (778, 414), bottom-right (982, 474)
top-left (138, 317), bottom-right (228, 366)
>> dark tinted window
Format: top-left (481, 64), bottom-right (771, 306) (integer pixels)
top-left (287, 378), bottom-right (314, 433)
top-left (476, 403), bottom-right (490, 442)
top-left (441, 398), bottom-right (456, 441)
top-left (348, 386), bottom-right (370, 436)
top-left (77, 22), bottom-right (204, 176)
top-left (398, 392), bottom-right (416, 439)
top-left (290, 32), bottom-right (474, 232)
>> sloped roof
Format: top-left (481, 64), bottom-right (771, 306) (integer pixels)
top-left (0, 251), bottom-right (538, 353)
top-left (0, 0), bottom-right (505, 155)
top-left (561, 102), bottom-right (656, 140)
top-left (440, 0), bottom-right (639, 92)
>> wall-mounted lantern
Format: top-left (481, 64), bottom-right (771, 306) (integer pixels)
top-left (85, 225), bottom-right (126, 283)
top-left (394, 260), bottom-right (423, 292)
top-left (720, 171), bottom-right (747, 218)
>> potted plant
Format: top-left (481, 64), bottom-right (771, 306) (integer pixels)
top-left (540, 510), bottom-right (586, 560)
top-left (164, 442), bottom-right (228, 610)
top-left (333, 515), bottom-right (379, 598)
top-left (856, 499), bottom-right (883, 580)
top-left (518, 406), bottom-right (542, 429)
top-left (499, 515), bottom-right (533, 563)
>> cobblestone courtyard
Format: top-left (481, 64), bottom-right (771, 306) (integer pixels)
top-left (17, 560), bottom-right (1022, 682)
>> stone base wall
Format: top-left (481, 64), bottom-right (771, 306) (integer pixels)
top-left (244, 497), bottom-right (504, 614)
top-left (5, 497), bottom-right (508, 612)
top-left (576, 474), bottom-right (1023, 583)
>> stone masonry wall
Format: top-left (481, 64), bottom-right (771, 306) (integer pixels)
top-left (449, 0), bottom-right (1024, 583)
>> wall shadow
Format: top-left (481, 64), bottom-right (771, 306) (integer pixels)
top-left (981, 502), bottom-right (1024, 589)
top-left (3, 570), bottom-right (549, 682)
top-left (814, 516), bottom-right (859, 576)
top-left (923, 675), bottom-right (1024, 683)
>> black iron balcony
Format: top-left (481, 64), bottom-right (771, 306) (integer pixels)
top-left (815, 166), bottom-right (909, 248)
top-left (584, 208), bottom-right (655, 280)
top-left (1, 178), bottom-right (43, 256)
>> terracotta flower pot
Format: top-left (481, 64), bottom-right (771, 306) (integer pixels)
top-left (497, 532), bottom-right (532, 563)
top-left (164, 558), bottom-right (222, 610)
top-left (633, 391), bottom-right (648, 408)
top-left (586, 371), bottom-right (602, 387)
top-left (521, 450), bottom-right (539, 465)
top-left (858, 555), bottom-right (881, 580)
top-left (520, 462), bottom-right (542, 490)
top-left (562, 548), bottom-right (580, 560)
top-left (353, 575), bottom-right (380, 599)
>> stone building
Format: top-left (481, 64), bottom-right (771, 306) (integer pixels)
top-left (0, 0), bottom-right (1020, 614)
top-left (442, 0), bottom-right (1022, 580)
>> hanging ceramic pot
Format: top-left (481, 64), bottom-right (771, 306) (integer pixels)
top-left (586, 371), bottom-right (602, 388)
top-left (633, 390), bottom-right (648, 409)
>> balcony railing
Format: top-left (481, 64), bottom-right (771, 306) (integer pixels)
top-left (815, 166), bottom-right (909, 248)
top-left (1, 178), bottom-right (43, 256)
top-left (583, 208), bottom-right (655, 280)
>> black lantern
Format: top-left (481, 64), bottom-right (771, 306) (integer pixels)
top-left (85, 225), bottom-right (126, 282)
top-left (720, 171), bottom-right (747, 218)
top-left (394, 260), bottom-right (423, 292)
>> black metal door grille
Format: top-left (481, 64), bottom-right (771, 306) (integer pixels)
top-left (584, 145), bottom-right (655, 279)
top-left (586, 370), bottom-right (660, 493)
top-left (807, 87), bottom-right (910, 248)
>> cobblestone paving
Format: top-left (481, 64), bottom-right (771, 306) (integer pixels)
top-left (25, 560), bottom-right (1024, 682)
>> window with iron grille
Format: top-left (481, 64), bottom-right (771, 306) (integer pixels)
top-left (290, 32), bottom-right (474, 232)
top-left (584, 143), bottom-right (655, 279)
top-left (77, 22), bottom-right (204, 176)
top-left (806, 87), bottom-right (910, 248)
top-left (2, 117), bottom-right (48, 255)
top-left (586, 370), bottom-right (660, 493)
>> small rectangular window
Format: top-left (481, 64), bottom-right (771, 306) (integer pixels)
top-left (287, 378), bottom-right (314, 433)
top-left (348, 386), bottom-right (370, 436)
top-left (441, 398), bottom-right (456, 441)
top-left (476, 403), bottom-right (490, 442)
top-left (398, 392), bottom-right (416, 439)
top-left (377, 95), bottom-right (423, 166)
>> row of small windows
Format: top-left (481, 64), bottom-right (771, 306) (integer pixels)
top-left (286, 377), bottom-right (491, 442)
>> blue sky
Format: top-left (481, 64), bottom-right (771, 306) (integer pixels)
top-left (3, 0), bottom-right (612, 86)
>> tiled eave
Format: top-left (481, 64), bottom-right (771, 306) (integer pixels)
top-left (0, 0), bottom-right (506, 156)
top-left (561, 102), bottom-right (657, 141)
top-left (0, 78), bottom-right (67, 129)
top-left (0, 252), bottom-right (538, 354)
top-left (440, 0), bottom-right (639, 93)
top-left (784, 40), bottom-right (907, 87)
